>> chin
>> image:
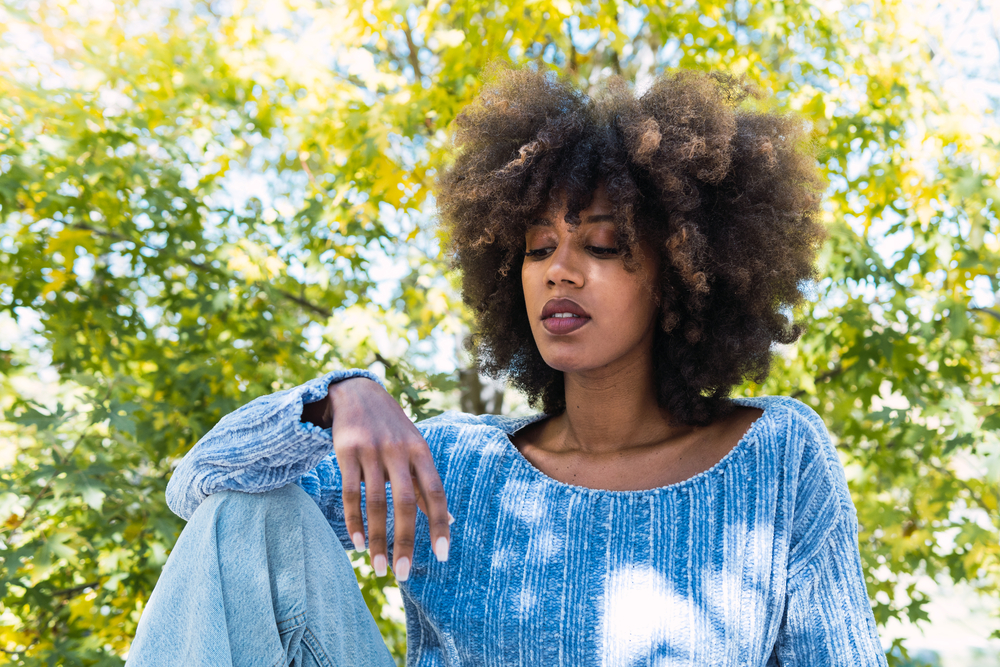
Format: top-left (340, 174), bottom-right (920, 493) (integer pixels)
top-left (538, 348), bottom-right (611, 375)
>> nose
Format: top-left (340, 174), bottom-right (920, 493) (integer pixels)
top-left (544, 239), bottom-right (585, 287)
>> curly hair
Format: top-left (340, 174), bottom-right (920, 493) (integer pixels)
top-left (437, 65), bottom-right (825, 426)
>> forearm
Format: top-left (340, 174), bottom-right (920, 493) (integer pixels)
top-left (166, 369), bottom-right (382, 520)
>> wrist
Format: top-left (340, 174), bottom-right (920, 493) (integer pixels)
top-left (303, 375), bottom-right (379, 429)
top-left (328, 375), bottom-right (378, 397)
top-left (328, 375), bottom-right (380, 415)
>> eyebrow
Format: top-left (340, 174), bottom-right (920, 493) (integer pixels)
top-left (528, 213), bottom-right (616, 227)
top-left (582, 213), bottom-right (615, 223)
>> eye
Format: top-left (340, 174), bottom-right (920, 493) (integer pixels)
top-left (587, 246), bottom-right (619, 256)
top-left (524, 247), bottom-right (554, 258)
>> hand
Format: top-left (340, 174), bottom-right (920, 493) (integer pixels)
top-left (327, 377), bottom-right (450, 582)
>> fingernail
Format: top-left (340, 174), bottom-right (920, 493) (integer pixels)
top-left (448, 512), bottom-right (456, 525)
top-left (434, 536), bottom-right (450, 562)
top-left (352, 532), bottom-right (366, 552)
top-left (395, 556), bottom-right (411, 582)
top-left (373, 554), bottom-right (387, 577)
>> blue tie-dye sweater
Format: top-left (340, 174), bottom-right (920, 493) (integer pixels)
top-left (167, 369), bottom-right (886, 666)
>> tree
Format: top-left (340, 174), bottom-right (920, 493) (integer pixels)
top-left (0, 0), bottom-right (998, 664)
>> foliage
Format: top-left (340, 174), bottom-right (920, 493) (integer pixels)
top-left (0, 0), bottom-right (997, 664)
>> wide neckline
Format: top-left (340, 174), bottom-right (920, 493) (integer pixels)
top-left (496, 396), bottom-right (773, 498)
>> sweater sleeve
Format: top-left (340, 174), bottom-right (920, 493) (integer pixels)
top-left (165, 369), bottom-right (383, 523)
top-left (774, 510), bottom-right (887, 666)
top-left (773, 399), bottom-right (887, 666)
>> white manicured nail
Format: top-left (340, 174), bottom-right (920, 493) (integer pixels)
top-left (373, 554), bottom-right (387, 577)
top-left (352, 532), bottom-right (366, 552)
top-left (434, 536), bottom-right (450, 562)
top-left (448, 512), bottom-right (456, 525)
top-left (395, 556), bottom-right (411, 581)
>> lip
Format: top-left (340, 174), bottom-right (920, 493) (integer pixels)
top-left (540, 298), bottom-right (591, 335)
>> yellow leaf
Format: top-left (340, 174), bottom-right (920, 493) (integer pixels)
top-left (68, 591), bottom-right (97, 623)
top-left (47, 228), bottom-right (94, 266)
top-left (549, 0), bottom-right (572, 15)
top-left (227, 248), bottom-right (262, 282)
top-left (41, 269), bottom-right (70, 297)
top-left (432, 29), bottom-right (465, 49)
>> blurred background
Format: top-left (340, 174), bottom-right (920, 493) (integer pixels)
top-left (1, 0), bottom-right (999, 664)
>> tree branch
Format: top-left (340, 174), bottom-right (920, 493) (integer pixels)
top-left (609, 48), bottom-right (622, 75)
top-left (403, 17), bottom-right (423, 81)
top-left (70, 223), bottom-right (226, 279)
top-left (567, 22), bottom-right (578, 73)
top-left (52, 581), bottom-right (101, 598)
top-left (791, 364), bottom-right (845, 399)
top-left (926, 460), bottom-right (991, 514)
top-left (1, 639), bottom-right (38, 655)
top-left (2, 389), bottom-right (111, 548)
top-left (2, 477), bottom-right (52, 549)
top-left (971, 307), bottom-right (1000, 323)
top-left (70, 223), bottom-right (334, 320)
top-left (299, 154), bottom-right (318, 192)
top-left (277, 289), bottom-right (331, 318)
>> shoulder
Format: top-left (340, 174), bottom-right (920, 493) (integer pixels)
top-left (414, 409), bottom-right (544, 458)
top-left (736, 395), bottom-right (835, 454)
top-left (736, 395), bottom-right (853, 510)
top-left (739, 395), bottom-right (858, 570)
top-left (416, 409), bottom-right (544, 432)
top-left (735, 394), bottom-right (829, 437)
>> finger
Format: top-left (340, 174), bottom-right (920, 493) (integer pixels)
top-left (412, 450), bottom-right (451, 563)
top-left (361, 458), bottom-right (389, 577)
top-left (338, 447), bottom-right (367, 553)
top-left (412, 483), bottom-right (454, 527)
top-left (386, 459), bottom-right (419, 583)
top-left (412, 476), bottom-right (429, 517)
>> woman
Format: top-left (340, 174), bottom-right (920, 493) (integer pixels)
top-left (127, 67), bottom-right (886, 666)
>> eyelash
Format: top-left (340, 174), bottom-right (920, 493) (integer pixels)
top-left (589, 246), bottom-right (619, 256)
top-left (523, 246), bottom-right (619, 258)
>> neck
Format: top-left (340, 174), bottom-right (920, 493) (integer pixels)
top-left (555, 346), bottom-right (686, 455)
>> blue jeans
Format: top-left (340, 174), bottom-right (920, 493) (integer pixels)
top-left (126, 484), bottom-right (396, 667)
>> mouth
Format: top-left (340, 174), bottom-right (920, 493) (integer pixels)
top-left (540, 298), bottom-right (592, 335)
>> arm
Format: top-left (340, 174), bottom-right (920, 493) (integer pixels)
top-left (774, 511), bottom-right (887, 666)
top-left (166, 370), bottom-right (451, 581)
top-left (773, 399), bottom-right (887, 666)
top-left (166, 369), bottom-right (379, 521)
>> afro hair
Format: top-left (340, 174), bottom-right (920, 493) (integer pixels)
top-left (437, 65), bottom-right (825, 425)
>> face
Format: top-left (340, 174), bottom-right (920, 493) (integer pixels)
top-left (521, 185), bottom-right (660, 376)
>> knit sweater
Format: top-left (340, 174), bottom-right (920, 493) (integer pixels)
top-left (166, 369), bottom-right (887, 667)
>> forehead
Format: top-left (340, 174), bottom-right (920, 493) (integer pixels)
top-left (528, 213), bottom-right (616, 229)
top-left (531, 186), bottom-right (616, 228)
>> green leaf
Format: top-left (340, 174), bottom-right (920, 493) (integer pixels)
top-left (81, 486), bottom-right (106, 511)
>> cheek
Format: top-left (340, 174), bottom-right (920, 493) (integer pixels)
top-left (520, 264), bottom-right (536, 303)
top-left (520, 264), bottom-right (545, 324)
top-left (599, 267), bottom-right (658, 328)
top-left (618, 298), bottom-right (657, 343)
top-left (522, 254), bottom-right (553, 288)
